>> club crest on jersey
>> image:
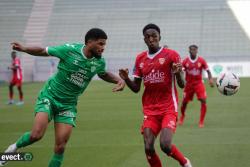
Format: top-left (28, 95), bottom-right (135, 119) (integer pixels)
top-left (159, 58), bottom-right (165, 65)
top-left (139, 63), bottom-right (144, 69)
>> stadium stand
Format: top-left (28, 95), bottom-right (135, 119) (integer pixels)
top-left (1, 0), bottom-right (250, 81)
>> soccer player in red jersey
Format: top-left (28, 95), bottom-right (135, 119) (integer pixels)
top-left (8, 51), bottom-right (24, 105)
top-left (179, 45), bottom-right (214, 128)
top-left (119, 24), bottom-right (192, 167)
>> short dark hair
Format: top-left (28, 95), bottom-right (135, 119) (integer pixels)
top-left (85, 28), bottom-right (107, 44)
top-left (143, 23), bottom-right (160, 35)
top-left (189, 44), bottom-right (198, 49)
top-left (11, 51), bottom-right (16, 54)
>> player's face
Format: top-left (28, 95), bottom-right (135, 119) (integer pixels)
top-left (189, 47), bottom-right (198, 58)
top-left (144, 29), bottom-right (160, 51)
top-left (89, 39), bottom-right (106, 58)
top-left (11, 52), bottom-right (16, 59)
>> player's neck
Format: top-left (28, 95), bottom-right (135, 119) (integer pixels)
top-left (83, 47), bottom-right (94, 59)
top-left (190, 55), bottom-right (197, 60)
top-left (148, 47), bottom-right (161, 54)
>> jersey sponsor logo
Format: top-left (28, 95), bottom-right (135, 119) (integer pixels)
top-left (186, 63), bottom-right (189, 68)
top-left (187, 68), bottom-right (201, 76)
top-left (68, 69), bottom-right (89, 87)
top-left (143, 69), bottom-right (165, 84)
top-left (159, 58), bottom-right (165, 65)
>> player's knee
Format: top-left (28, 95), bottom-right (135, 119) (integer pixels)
top-left (144, 140), bottom-right (155, 155)
top-left (30, 130), bottom-right (44, 142)
top-left (144, 145), bottom-right (155, 155)
top-left (160, 140), bottom-right (172, 155)
top-left (54, 143), bottom-right (66, 154)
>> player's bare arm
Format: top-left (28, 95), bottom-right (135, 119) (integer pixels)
top-left (98, 72), bottom-right (125, 92)
top-left (8, 65), bottom-right (18, 70)
top-left (206, 70), bottom-right (214, 87)
top-left (172, 63), bottom-right (185, 88)
top-left (119, 68), bottom-right (142, 93)
top-left (11, 42), bottom-right (49, 57)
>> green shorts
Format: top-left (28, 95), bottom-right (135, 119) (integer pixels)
top-left (34, 92), bottom-right (77, 127)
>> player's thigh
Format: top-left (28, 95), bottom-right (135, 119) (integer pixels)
top-left (54, 122), bottom-right (73, 145)
top-left (31, 112), bottom-right (49, 137)
top-left (195, 83), bottom-right (207, 100)
top-left (141, 115), bottom-right (161, 137)
top-left (183, 86), bottom-right (195, 102)
top-left (159, 127), bottom-right (174, 147)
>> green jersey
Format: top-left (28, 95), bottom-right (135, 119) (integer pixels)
top-left (43, 43), bottom-right (106, 105)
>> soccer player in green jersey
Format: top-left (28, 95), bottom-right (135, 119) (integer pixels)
top-left (0, 28), bottom-right (125, 167)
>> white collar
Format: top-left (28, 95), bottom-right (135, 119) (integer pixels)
top-left (147, 47), bottom-right (163, 59)
top-left (188, 55), bottom-right (199, 63)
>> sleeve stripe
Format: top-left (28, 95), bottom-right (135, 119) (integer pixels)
top-left (46, 47), bottom-right (53, 56)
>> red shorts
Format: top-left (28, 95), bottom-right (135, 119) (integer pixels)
top-left (10, 77), bottom-right (22, 87)
top-left (141, 112), bottom-right (178, 136)
top-left (183, 83), bottom-right (206, 103)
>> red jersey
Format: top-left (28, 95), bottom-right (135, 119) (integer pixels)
top-left (133, 47), bottom-right (181, 116)
top-left (12, 57), bottom-right (22, 80)
top-left (182, 56), bottom-right (208, 85)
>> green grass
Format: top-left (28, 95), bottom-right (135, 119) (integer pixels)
top-left (0, 79), bottom-right (250, 167)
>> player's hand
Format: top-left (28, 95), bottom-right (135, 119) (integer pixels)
top-left (11, 42), bottom-right (26, 52)
top-left (209, 78), bottom-right (214, 87)
top-left (119, 68), bottom-right (129, 80)
top-left (112, 80), bottom-right (125, 92)
top-left (172, 63), bottom-right (183, 74)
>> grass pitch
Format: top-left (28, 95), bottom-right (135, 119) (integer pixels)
top-left (0, 79), bottom-right (250, 167)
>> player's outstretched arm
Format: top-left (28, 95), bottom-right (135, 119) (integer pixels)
top-left (11, 42), bottom-right (49, 57)
top-left (207, 70), bottom-right (214, 87)
top-left (119, 68), bottom-right (142, 93)
top-left (98, 72), bottom-right (125, 92)
top-left (172, 63), bottom-right (185, 88)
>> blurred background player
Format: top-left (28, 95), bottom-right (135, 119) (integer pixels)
top-left (7, 51), bottom-right (24, 105)
top-left (179, 45), bottom-right (214, 128)
top-left (0, 28), bottom-right (125, 167)
top-left (119, 24), bottom-right (192, 167)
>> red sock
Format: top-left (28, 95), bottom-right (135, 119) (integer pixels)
top-left (19, 92), bottom-right (23, 101)
top-left (146, 152), bottom-right (162, 167)
top-left (168, 145), bottom-right (187, 166)
top-left (200, 103), bottom-right (207, 124)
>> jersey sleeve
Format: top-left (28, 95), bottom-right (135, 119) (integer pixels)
top-left (96, 58), bottom-right (106, 75)
top-left (182, 58), bottom-right (186, 71)
top-left (46, 44), bottom-right (70, 60)
top-left (132, 56), bottom-right (142, 78)
top-left (201, 58), bottom-right (209, 70)
top-left (171, 50), bottom-right (182, 64)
